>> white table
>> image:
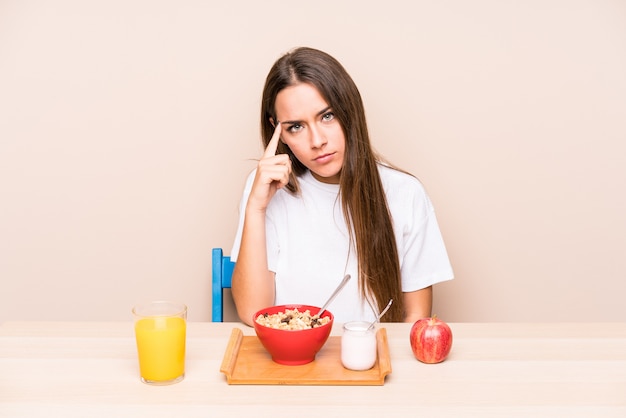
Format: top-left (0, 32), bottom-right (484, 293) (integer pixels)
top-left (1, 321), bottom-right (625, 417)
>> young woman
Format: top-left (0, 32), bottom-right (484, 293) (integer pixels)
top-left (230, 47), bottom-right (453, 326)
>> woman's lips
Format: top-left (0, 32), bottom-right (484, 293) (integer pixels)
top-left (314, 152), bottom-right (335, 164)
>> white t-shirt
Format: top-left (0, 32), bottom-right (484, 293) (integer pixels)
top-left (230, 164), bottom-right (454, 323)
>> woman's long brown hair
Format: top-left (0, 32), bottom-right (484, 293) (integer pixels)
top-left (260, 47), bottom-right (404, 322)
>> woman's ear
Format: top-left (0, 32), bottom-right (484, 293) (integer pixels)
top-left (269, 117), bottom-right (275, 128)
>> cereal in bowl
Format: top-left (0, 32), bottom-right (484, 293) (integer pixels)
top-left (255, 308), bottom-right (330, 330)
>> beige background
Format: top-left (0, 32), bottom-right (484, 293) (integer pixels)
top-left (1, 0), bottom-right (625, 323)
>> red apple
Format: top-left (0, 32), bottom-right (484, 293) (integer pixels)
top-left (409, 315), bottom-right (453, 363)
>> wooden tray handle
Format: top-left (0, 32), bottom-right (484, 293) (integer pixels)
top-left (219, 328), bottom-right (243, 380)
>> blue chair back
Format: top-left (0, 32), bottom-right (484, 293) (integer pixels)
top-left (211, 248), bottom-right (235, 322)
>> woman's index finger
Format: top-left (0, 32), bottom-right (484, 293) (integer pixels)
top-left (263, 123), bottom-right (282, 157)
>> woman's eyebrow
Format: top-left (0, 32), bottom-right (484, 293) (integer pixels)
top-left (278, 107), bottom-right (332, 125)
top-left (317, 106), bottom-right (332, 116)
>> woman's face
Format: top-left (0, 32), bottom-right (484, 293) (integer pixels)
top-left (274, 82), bottom-right (346, 184)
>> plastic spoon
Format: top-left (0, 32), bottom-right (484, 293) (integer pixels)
top-left (316, 274), bottom-right (351, 317)
top-left (367, 299), bottom-right (394, 330)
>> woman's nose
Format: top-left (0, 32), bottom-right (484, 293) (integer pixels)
top-left (309, 125), bottom-right (327, 148)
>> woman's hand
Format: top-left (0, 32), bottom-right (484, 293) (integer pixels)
top-left (247, 123), bottom-right (292, 212)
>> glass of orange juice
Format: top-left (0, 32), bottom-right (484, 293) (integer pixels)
top-left (132, 301), bottom-right (187, 385)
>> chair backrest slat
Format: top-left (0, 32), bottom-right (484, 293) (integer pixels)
top-left (211, 247), bottom-right (235, 322)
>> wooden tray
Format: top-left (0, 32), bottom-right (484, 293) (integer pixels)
top-left (220, 327), bottom-right (392, 385)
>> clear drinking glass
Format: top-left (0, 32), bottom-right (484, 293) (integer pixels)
top-left (132, 301), bottom-right (187, 385)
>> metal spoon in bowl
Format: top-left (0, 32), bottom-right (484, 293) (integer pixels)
top-left (367, 299), bottom-right (394, 330)
top-left (316, 274), bottom-right (351, 318)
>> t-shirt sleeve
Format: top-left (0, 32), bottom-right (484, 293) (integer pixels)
top-left (399, 184), bottom-right (454, 292)
top-left (229, 170), bottom-right (256, 261)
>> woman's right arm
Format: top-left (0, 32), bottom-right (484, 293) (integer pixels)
top-left (232, 124), bottom-right (291, 326)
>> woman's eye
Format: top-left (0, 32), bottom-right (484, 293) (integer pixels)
top-left (322, 112), bottom-right (335, 122)
top-left (287, 123), bottom-right (303, 133)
